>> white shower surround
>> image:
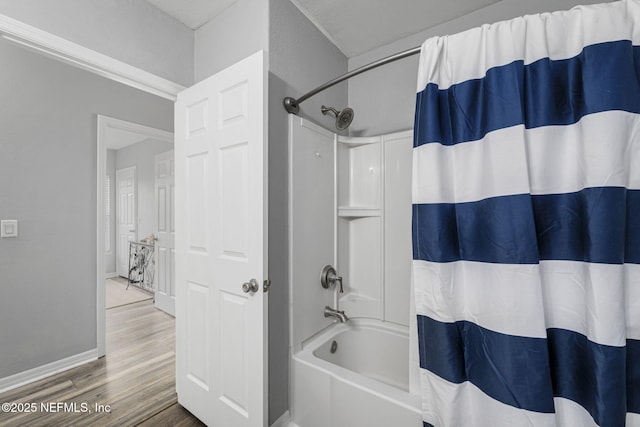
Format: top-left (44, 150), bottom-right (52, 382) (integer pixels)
top-left (288, 116), bottom-right (417, 426)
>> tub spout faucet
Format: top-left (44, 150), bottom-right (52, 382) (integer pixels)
top-left (324, 306), bottom-right (349, 323)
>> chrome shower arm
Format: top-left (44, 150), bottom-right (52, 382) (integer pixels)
top-left (321, 105), bottom-right (339, 117)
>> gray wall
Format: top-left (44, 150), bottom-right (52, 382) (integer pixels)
top-left (115, 138), bottom-right (173, 242)
top-left (106, 149), bottom-right (117, 274)
top-left (0, 39), bottom-right (173, 378)
top-left (347, 0), bottom-right (614, 136)
top-left (265, 72), bottom-right (291, 426)
top-left (270, 0), bottom-right (348, 127)
top-left (0, 0), bottom-right (194, 86)
top-left (194, 0), bottom-right (269, 82)
top-left (268, 0), bottom-right (348, 423)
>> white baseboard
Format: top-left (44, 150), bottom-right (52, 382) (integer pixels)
top-left (105, 272), bottom-right (118, 279)
top-left (271, 410), bottom-right (295, 427)
top-left (0, 349), bottom-right (98, 394)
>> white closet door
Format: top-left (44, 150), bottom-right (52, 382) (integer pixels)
top-left (116, 167), bottom-right (136, 278)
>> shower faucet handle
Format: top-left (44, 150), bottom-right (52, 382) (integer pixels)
top-left (321, 265), bottom-right (344, 293)
top-left (335, 275), bottom-right (344, 293)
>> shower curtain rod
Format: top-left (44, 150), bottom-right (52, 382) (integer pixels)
top-left (283, 45), bottom-right (422, 114)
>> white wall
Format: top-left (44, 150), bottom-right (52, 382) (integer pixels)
top-left (0, 0), bottom-right (194, 86)
top-left (115, 139), bottom-right (173, 242)
top-left (347, 0), bottom-right (614, 136)
top-left (0, 39), bottom-right (173, 379)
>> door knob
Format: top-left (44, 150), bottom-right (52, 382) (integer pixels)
top-left (242, 279), bottom-right (259, 293)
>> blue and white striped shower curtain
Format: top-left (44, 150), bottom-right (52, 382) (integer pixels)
top-left (412, 1), bottom-right (640, 426)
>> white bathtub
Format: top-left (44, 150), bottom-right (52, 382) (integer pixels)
top-left (291, 319), bottom-right (422, 427)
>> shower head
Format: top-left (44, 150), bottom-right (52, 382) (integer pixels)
top-left (321, 105), bottom-right (354, 131)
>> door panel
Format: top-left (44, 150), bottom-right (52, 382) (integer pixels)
top-left (186, 280), bottom-right (210, 390)
top-left (220, 143), bottom-right (249, 259)
top-left (187, 154), bottom-right (209, 253)
top-left (219, 291), bottom-right (250, 415)
top-left (175, 50), bottom-right (267, 427)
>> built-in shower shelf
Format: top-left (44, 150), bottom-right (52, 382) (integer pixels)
top-left (338, 207), bottom-right (381, 217)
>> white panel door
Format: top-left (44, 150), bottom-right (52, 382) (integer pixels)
top-left (175, 50), bottom-right (267, 427)
top-left (155, 150), bottom-right (176, 316)
top-left (116, 167), bottom-right (136, 278)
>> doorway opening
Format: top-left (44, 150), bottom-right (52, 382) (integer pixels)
top-left (97, 115), bottom-right (174, 356)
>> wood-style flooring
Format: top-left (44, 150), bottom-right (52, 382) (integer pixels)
top-left (105, 277), bottom-right (153, 309)
top-left (0, 300), bottom-right (205, 427)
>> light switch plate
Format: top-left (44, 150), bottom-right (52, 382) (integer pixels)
top-left (1, 220), bottom-right (18, 238)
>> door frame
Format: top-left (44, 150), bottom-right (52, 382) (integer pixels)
top-left (97, 115), bottom-right (174, 357)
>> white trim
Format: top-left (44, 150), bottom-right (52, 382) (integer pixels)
top-left (100, 115), bottom-right (174, 145)
top-left (105, 272), bottom-right (118, 279)
top-left (270, 410), bottom-right (294, 427)
top-left (0, 349), bottom-right (97, 394)
top-left (0, 14), bottom-right (185, 100)
top-left (97, 117), bottom-right (107, 358)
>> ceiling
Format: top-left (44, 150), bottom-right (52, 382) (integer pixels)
top-left (290, 0), bottom-right (500, 57)
top-left (144, 0), bottom-right (501, 57)
top-left (145, 0), bottom-right (238, 30)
